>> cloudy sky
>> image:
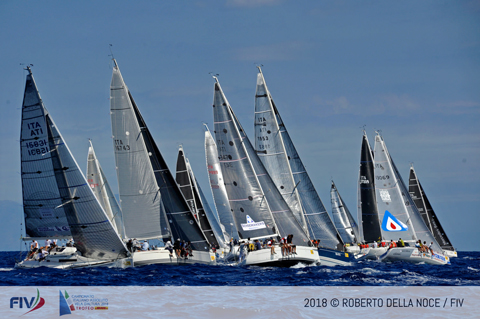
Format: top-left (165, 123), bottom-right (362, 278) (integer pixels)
top-left (1, 1), bottom-right (479, 251)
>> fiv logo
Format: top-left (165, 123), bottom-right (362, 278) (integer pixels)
top-left (9, 288), bottom-right (45, 315)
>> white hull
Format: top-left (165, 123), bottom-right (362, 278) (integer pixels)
top-left (238, 245), bottom-right (320, 267)
top-left (443, 250), bottom-right (457, 258)
top-left (379, 247), bottom-right (450, 265)
top-left (361, 247), bottom-right (388, 260)
top-left (132, 249), bottom-right (216, 266)
top-left (345, 245), bottom-right (360, 253)
top-left (15, 247), bottom-right (133, 269)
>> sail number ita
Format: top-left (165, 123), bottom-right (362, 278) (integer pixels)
top-left (114, 139), bottom-right (130, 151)
top-left (25, 139), bottom-right (49, 156)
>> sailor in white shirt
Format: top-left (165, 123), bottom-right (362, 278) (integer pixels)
top-left (141, 240), bottom-right (149, 251)
top-left (45, 239), bottom-right (51, 249)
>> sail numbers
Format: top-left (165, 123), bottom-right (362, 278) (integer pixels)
top-left (114, 139), bottom-right (130, 151)
top-left (25, 139), bottom-right (49, 156)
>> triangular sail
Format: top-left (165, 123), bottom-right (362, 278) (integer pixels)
top-left (409, 166), bottom-right (454, 251)
top-left (110, 60), bottom-right (209, 251)
top-left (374, 133), bottom-right (442, 252)
top-left (204, 126), bottom-right (240, 241)
top-left (254, 68), bottom-right (307, 233)
top-left (21, 68), bottom-right (72, 239)
top-left (21, 67), bottom-right (127, 259)
top-left (87, 140), bottom-right (125, 238)
top-left (331, 181), bottom-right (359, 244)
top-left (357, 132), bottom-right (381, 243)
top-left (212, 78), bottom-right (277, 240)
top-left (253, 68), bottom-right (342, 249)
top-left (176, 147), bottom-right (221, 247)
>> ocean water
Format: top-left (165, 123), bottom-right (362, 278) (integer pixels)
top-left (1, 251), bottom-right (478, 286)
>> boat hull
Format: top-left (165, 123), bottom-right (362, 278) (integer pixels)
top-left (443, 250), bottom-right (458, 258)
top-left (360, 247), bottom-right (389, 260)
top-left (15, 253), bottom-right (132, 269)
top-left (379, 247), bottom-right (450, 265)
top-left (238, 246), bottom-right (320, 267)
top-left (317, 247), bottom-right (356, 266)
top-left (132, 249), bottom-right (216, 266)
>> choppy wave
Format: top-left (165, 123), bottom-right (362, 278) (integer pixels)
top-left (0, 251), bottom-right (479, 286)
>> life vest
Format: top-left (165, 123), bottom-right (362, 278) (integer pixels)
top-left (381, 242), bottom-right (386, 247)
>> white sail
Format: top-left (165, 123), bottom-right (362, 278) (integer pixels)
top-left (110, 60), bottom-right (169, 240)
top-left (212, 78), bottom-right (277, 240)
top-left (21, 66), bottom-right (128, 260)
top-left (253, 68), bottom-right (342, 250)
top-left (254, 68), bottom-right (307, 232)
top-left (330, 181), bottom-right (359, 244)
top-left (204, 125), bottom-right (239, 241)
top-left (373, 133), bottom-right (442, 252)
top-left (87, 140), bottom-right (125, 238)
top-left (110, 59), bottom-right (210, 252)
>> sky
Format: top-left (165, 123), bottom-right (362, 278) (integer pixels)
top-left (0, 1), bottom-right (479, 251)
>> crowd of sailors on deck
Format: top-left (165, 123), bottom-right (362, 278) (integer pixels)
top-left (229, 235), bottom-right (298, 256)
top-left (354, 238), bottom-right (436, 255)
top-left (26, 238), bottom-right (71, 261)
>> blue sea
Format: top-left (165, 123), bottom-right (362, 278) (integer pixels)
top-left (0, 251), bottom-right (479, 286)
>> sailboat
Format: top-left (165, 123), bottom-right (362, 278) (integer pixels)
top-left (409, 165), bottom-right (457, 258)
top-left (87, 139), bottom-right (125, 239)
top-left (16, 66), bottom-right (132, 269)
top-left (356, 132), bottom-right (387, 259)
top-left (110, 59), bottom-right (215, 265)
top-left (253, 67), bottom-right (354, 266)
top-left (175, 146), bottom-right (228, 253)
top-left (212, 76), bottom-right (319, 267)
top-left (373, 133), bottom-right (450, 265)
top-left (330, 181), bottom-right (359, 248)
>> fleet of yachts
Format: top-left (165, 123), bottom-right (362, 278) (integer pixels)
top-left (15, 60), bottom-right (456, 269)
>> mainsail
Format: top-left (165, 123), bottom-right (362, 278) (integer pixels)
top-left (110, 59), bottom-right (209, 251)
top-left (21, 66), bottom-right (127, 260)
top-left (373, 133), bottom-right (442, 252)
top-left (204, 125), bottom-right (240, 241)
top-left (330, 181), bottom-right (359, 244)
top-left (409, 165), bottom-right (454, 251)
top-left (175, 146), bottom-right (222, 247)
top-left (213, 77), bottom-right (309, 246)
top-left (212, 77), bottom-right (277, 240)
top-left (357, 132), bottom-right (381, 243)
top-left (253, 68), bottom-right (342, 250)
